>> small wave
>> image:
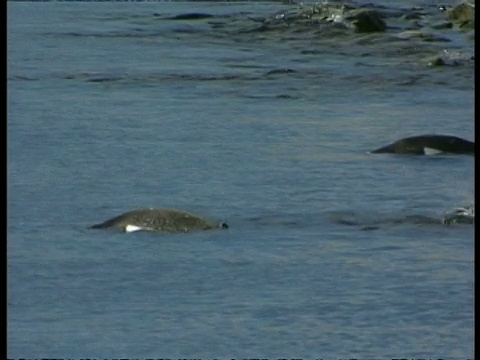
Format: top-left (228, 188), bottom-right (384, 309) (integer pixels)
top-left (8, 75), bottom-right (40, 81)
top-left (169, 13), bottom-right (215, 21)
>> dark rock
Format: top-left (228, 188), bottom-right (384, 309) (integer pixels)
top-left (447, 2), bottom-right (475, 29)
top-left (427, 56), bottom-right (446, 66)
top-left (350, 10), bottom-right (387, 33)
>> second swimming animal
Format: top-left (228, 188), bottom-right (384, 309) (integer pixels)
top-left (370, 134), bottom-right (474, 155)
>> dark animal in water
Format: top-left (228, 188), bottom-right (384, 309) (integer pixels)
top-left (91, 208), bottom-right (228, 233)
top-left (370, 135), bottom-right (474, 155)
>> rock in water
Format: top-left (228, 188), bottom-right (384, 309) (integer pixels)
top-left (349, 10), bottom-right (386, 33)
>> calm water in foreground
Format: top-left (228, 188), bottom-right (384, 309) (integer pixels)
top-left (8, 1), bottom-right (474, 357)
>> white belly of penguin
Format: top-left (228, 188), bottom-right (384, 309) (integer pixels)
top-left (125, 224), bottom-right (151, 233)
top-left (423, 147), bottom-right (443, 155)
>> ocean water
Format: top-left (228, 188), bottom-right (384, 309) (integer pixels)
top-left (7, 1), bottom-right (474, 358)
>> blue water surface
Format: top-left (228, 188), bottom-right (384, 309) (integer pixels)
top-left (8, 1), bottom-right (474, 358)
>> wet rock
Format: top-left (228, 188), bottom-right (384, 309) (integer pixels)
top-left (447, 2), bottom-right (475, 29)
top-left (252, 4), bottom-right (390, 34)
top-left (427, 56), bottom-right (446, 66)
top-left (348, 10), bottom-right (387, 33)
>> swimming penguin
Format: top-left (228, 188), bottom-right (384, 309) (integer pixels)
top-left (442, 205), bottom-right (474, 225)
top-left (91, 208), bottom-right (229, 233)
top-left (370, 135), bottom-right (474, 155)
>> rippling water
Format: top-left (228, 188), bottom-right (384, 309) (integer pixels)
top-left (8, 1), bottom-right (474, 357)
